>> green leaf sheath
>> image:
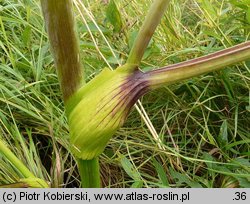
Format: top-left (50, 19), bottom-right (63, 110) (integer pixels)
top-left (65, 42), bottom-right (250, 161)
top-left (41, 0), bottom-right (84, 102)
top-left (66, 64), bottom-right (147, 160)
top-left (126, 0), bottom-right (171, 68)
top-left (145, 41), bottom-right (250, 89)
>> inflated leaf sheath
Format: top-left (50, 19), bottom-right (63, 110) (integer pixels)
top-left (66, 65), bottom-right (148, 160)
top-left (66, 41), bottom-right (250, 160)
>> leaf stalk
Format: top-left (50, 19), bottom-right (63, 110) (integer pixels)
top-left (126, 0), bottom-right (171, 69)
top-left (145, 42), bottom-right (250, 88)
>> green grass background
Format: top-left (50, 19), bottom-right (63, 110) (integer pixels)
top-left (0, 0), bottom-right (249, 187)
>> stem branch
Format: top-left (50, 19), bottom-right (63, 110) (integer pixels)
top-left (146, 42), bottom-right (250, 88)
top-left (126, 0), bottom-right (170, 68)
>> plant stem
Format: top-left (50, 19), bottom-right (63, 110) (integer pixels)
top-left (0, 139), bottom-right (34, 178)
top-left (77, 158), bottom-right (101, 188)
top-left (126, 0), bottom-right (171, 68)
top-left (146, 41), bottom-right (250, 88)
top-left (41, 0), bottom-right (101, 187)
top-left (41, 0), bottom-right (84, 101)
top-left (0, 139), bottom-right (49, 187)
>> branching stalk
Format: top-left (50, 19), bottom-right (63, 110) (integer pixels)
top-left (145, 41), bottom-right (250, 88)
top-left (126, 0), bottom-right (171, 68)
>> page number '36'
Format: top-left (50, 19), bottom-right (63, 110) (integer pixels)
top-left (234, 192), bottom-right (247, 201)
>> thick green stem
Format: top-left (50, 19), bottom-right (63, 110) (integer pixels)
top-left (77, 158), bottom-right (101, 188)
top-left (146, 41), bottom-right (250, 88)
top-left (41, 0), bottom-right (84, 101)
top-left (126, 0), bottom-right (171, 68)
